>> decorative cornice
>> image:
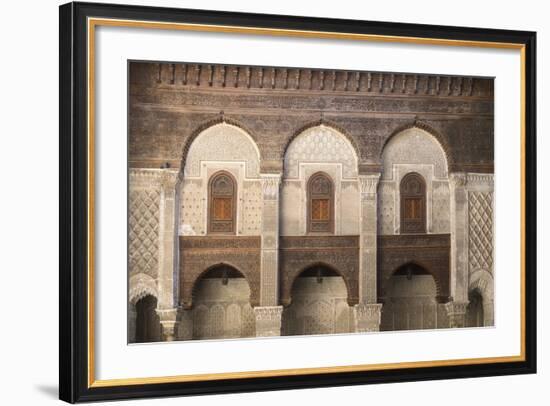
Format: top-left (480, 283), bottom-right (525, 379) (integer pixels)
top-left (466, 173), bottom-right (494, 187)
top-left (151, 63), bottom-right (492, 98)
top-left (129, 168), bottom-right (164, 187)
top-left (450, 172), bottom-right (494, 188)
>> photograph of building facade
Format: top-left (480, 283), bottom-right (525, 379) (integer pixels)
top-left (128, 61), bottom-right (494, 343)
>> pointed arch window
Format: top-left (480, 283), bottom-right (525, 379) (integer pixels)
top-left (400, 172), bottom-right (426, 234)
top-left (307, 172), bottom-right (334, 234)
top-left (208, 171), bottom-right (236, 234)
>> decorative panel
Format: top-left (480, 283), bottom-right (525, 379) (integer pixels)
top-left (432, 180), bottom-right (451, 233)
top-left (284, 126), bottom-right (358, 179)
top-left (129, 188), bottom-right (161, 278)
top-left (184, 123), bottom-right (260, 178)
top-left (468, 191), bottom-right (494, 272)
top-left (381, 128), bottom-right (447, 180)
top-left (180, 179), bottom-right (205, 236)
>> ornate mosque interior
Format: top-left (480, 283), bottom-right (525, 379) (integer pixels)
top-left (128, 61), bottom-right (494, 343)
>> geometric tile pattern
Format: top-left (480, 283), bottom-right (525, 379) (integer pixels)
top-left (129, 188), bottom-right (161, 277)
top-left (468, 191), bottom-right (493, 272)
top-left (284, 126), bottom-right (358, 179)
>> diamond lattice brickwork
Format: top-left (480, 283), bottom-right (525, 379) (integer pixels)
top-left (468, 192), bottom-right (493, 272)
top-left (129, 188), bottom-right (161, 277)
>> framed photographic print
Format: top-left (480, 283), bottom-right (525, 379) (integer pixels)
top-left (59, 1), bottom-right (537, 403)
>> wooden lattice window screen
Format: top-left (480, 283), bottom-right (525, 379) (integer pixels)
top-left (400, 172), bottom-right (426, 234)
top-left (307, 172), bottom-right (334, 233)
top-left (208, 171), bottom-right (236, 234)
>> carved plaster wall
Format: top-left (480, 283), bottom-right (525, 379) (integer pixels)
top-left (281, 125), bottom-right (360, 236)
top-left (129, 169), bottom-right (162, 278)
top-left (180, 123), bottom-right (262, 236)
top-left (379, 127), bottom-right (450, 235)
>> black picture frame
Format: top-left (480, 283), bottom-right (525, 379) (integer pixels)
top-left (59, 1), bottom-right (537, 403)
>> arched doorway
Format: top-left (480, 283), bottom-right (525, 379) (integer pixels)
top-left (135, 295), bottom-right (161, 343)
top-left (191, 264), bottom-right (255, 340)
top-left (466, 289), bottom-right (484, 327)
top-left (380, 263), bottom-right (446, 331)
top-left (283, 264), bottom-right (350, 336)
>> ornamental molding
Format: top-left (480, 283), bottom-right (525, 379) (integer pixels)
top-left (359, 174), bottom-right (380, 199)
top-left (449, 172), bottom-right (494, 189)
top-left (153, 63), bottom-right (489, 98)
top-left (129, 168), bottom-right (164, 187)
top-left (253, 305), bottom-right (283, 321)
top-left (445, 301), bottom-right (469, 315)
top-left (449, 172), bottom-right (467, 188)
top-left (160, 169), bottom-right (182, 189)
top-left (260, 175), bottom-right (281, 200)
top-left (466, 173), bottom-right (494, 188)
top-left (129, 273), bottom-right (158, 305)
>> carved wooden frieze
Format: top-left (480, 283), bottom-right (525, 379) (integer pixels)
top-left (279, 236), bottom-right (360, 306)
top-left (179, 236), bottom-right (261, 309)
top-left (378, 234), bottom-right (451, 303)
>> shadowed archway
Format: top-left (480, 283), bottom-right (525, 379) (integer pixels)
top-left (282, 264), bottom-right (351, 336)
top-left (380, 262), bottom-right (448, 331)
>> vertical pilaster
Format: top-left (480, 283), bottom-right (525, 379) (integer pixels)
top-left (157, 170), bottom-right (181, 340)
top-left (259, 174), bottom-right (281, 307)
top-left (449, 173), bottom-right (468, 303)
top-left (358, 174), bottom-right (380, 304)
top-left (356, 174), bottom-right (381, 332)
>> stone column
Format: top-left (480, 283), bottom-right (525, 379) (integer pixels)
top-left (259, 174), bottom-right (281, 307)
top-left (353, 303), bottom-right (383, 333)
top-left (157, 170), bottom-right (181, 340)
top-left (356, 174), bottom-right (381, 332)
top-left (128, 303), bottom-right (137, 343)
top-left (254, 306), bottom-right (283, 337)
top-left (445, 301), bottom-right (468, 328)
top-left (156, 308), bottom-right (179, 341)
top-left (449, 173), bottom-right (469, 304)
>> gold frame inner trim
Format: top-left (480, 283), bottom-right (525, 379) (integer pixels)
top-left (87, 17), bottom-right (527, 388)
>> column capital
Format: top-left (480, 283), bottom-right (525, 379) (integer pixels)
top-left (260, 173), bottom-right (282, 200)
top-left (449, 172), bottom-right (467, 188)
top-left (358, 174), bottom-right (380, 200)
top-left (445, 301), bottom-right (469, 328)
top-left (254, 306), bottom-right (283, 337)
top-left (160, 169), bottom-right (182, 190)
top-left (353, 303), bottom-right (382, 332)
top-left (156, 307), bottom-right (180, 341)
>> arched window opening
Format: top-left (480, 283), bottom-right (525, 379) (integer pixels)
top-left (208, 171), bottom-right (236, 234)
top-left (307, 173), bottom-right (334, 234)
top-left (400, 172), bottom-right (427, 234)
top-left (466, 289), bottom-right (484, 327)
top-left (135, 295), bottom-right (161, 343)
